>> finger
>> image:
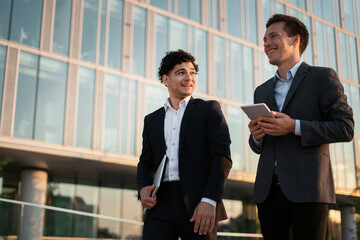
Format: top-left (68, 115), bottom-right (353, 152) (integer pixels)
top-left (202, 218), bottom-right (210, 235)
top-left (209, 216), bottom-right (215, 232)
top-left (189, 208), bottom-right (197, 222)
top-left (193, 216), bottom-right (201, 233)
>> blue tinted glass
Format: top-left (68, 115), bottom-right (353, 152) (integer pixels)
top-left (150, 0), bottom-right (168, 10)
top-left (53, 0), bottom-right (72, 55)
top-left (259, 51), bottom-right (276, 84)
top-left (129, 80), bottom-right (137, 155)
top-left (286, 0), bottom-right (306, 9)
top-left (231, 42), bottom-right (253, 104)
top-left (169, 19), bottom-right (187, 51)
top-left (343, 0), bottom-right (355, 34)
top-left (34, 57), bottom-right (67, 144)
top-left (248, 0), bottom-right (257, 44)
top-left (332, 142), bottom-right (356, 189)
top-left (312, 0), bottom-right (340, 26)
top-left (132, 6), bottom-right (146, 76)
top-left (155, 14), bottom-right (168, 80)
top-left (227, 0), bottom-right (241, 38)
top-left (99, 0), bottom-right (107, 65)
top-left (10, 0), bottom-right (43, 48)
top-left (227, 105), bottom-right (244, 171)
top-left (0, 0), bottom-right (12, 40)
top-left (0, 46), bottom-right (7, 120)
top-left (316, 21), bottom-right (337, 71)
top-left (194, 29), bottom-right (207, 93)
top-left (339, 32), bottom-right (359, 83)
top-left (104, 74), bottom-right (120, 152)
top-left (14, 52), bottom-right (39, 139)
top-left (339, 32), bottom-right (349, 80)
top-left (76, 67), bottom-right (95, 148)
top-left (343, 83), bottom-right (360, 134)
top-left (121, 79), bottom-right (128, 153)
top-left (108, 0), bottom-right (123, 69)
top-left (81, 0), bottom-right (98, 63)
top-left (146, 84), bottom-right (167, 114)
top-left (178, 0), bottom-right (201, 23)
top-left (215, 36), bottom-right (225, 98)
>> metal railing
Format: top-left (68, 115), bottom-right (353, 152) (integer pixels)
top-left (0, 197), bottom-right (263, 239)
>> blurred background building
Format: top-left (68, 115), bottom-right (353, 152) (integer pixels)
top-left (0, 0), bottom-right (359, 239)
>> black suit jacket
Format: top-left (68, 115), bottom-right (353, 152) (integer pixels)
top-left (249, 62), bottom-right (354, 204)
top-left (137, 98), bottom-right (232, 219)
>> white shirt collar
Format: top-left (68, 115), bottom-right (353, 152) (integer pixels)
top-left (163, 95), bottom-right (192, 112)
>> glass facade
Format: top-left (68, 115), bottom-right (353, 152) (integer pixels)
top-left (0, 0), bottom-right (360, 238)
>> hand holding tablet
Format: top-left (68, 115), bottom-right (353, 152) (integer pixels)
top-left (241, 103), bottom-right (274, 119)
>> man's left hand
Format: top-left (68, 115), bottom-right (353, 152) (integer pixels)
top-left (258, 111), bottom-right (295, 136)
top-left (189, 202), bottom-right (216, 235)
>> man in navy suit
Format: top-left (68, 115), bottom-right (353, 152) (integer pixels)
top-left (248, 14), bottom-right (354, 240)
top-left (137, 50), bottom-right (232, 239)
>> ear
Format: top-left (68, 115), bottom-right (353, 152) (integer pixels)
top-left (291, 35), bottom-right (300, 45)
top-left (162, 75), bottom-right (168, 86)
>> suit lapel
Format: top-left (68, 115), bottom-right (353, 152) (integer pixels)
top-left (156, 108), bottom-right (167, 155)
top-left (281, 62), bottom-right (309, 112)
top-left (268, 79), bottom-right (279, 111)
top-left (179, 98), bottom-right (196, 153)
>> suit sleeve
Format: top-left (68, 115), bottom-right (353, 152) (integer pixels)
top-left (300, 68), bottom-right (354, 146)
top-left (137, 116), bottom-right (155, 193)
top-left (203, 101), bottom-right (232, 202)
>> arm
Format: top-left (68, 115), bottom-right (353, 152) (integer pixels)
top-left (137, 117), bottom-right (157, 209)
top-left (190, 101), bottom-right (232, 235)
top-left (301, 68), bottom-right (354, 146)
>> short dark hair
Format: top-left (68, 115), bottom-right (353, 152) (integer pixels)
top-left (266, 14), bottom-right (309, 56)
top-left (157, 49), bottom-right (199, 83)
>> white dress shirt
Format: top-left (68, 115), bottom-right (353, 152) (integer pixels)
top-left (162, 96), bottom-right (216, 207)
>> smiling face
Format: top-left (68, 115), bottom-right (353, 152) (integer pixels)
top-left (263, 22), bottom-right (300, 68)
top-left (162, 61), bottom-right (197, 102)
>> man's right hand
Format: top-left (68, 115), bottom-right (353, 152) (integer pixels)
top-left (140, 185), bottom-right (157, 210)
top-left (248, 118), bottom-right (265, 141)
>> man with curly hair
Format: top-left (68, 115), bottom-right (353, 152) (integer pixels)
top-left (137, 49), bottom-right (232, 239)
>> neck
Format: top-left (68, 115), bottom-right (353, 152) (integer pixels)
top-left (277, 57), bottom-right (300, 80)
top-left (168, 96), bottom-right (182, 110)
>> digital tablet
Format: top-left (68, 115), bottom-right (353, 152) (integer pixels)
top-left (241, 103), bottom-right (274, 119)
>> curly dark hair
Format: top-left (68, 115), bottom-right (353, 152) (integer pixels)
top-left (157, 50), bottom-right (199, 83)
top-left (266, 14), bottom-right (309, 56)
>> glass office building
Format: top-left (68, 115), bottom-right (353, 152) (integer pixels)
top-left (0, 0), bottom-right (359, 239)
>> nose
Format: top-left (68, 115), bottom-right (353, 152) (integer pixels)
top-left (184, 71), bottom-right (192, 80)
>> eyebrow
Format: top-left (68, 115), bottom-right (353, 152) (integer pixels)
top-left (174, 67), bottom-right (195, 73)
top-left (263, 31), bottom-right (278, 41)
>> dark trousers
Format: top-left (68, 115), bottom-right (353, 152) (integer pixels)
top-left (143, 181), bottom-right (208, 240)
top-left (257, 175), bottom-right (329, 240)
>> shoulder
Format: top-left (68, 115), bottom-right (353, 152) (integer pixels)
top-left (255, 77), bottom-right (273, 93)
top-left (144, 107), bottom-right (164, 122)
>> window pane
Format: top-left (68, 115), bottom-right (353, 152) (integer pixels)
top-left (285, 0), bottom-right (306, 9)
top-left (338, 32), bottom-right (359, 83)
top-left (209, 0), bottom-right (219, 29)
top-left (343, 0), bottom-right (355, 34)
top-left (145, 84), bottom-right (167, 114)
top-left (169, 19), bottom-right (187, 51)
top-left (215, 36), bottom-right (225, 98)
top-left (258, 51), bottom-right (276, 85)
top-left (34, 57), bottom-right (67, 144)
top-left (76, 67), bottom-right (95, 148)
top-left (14, 52), bottom-right (39, 139)
top-left (0, 0), bottom-right (12, 40)
top-left (228, 105), bottom-right (244, 171)
top-left (104, 74), bottom-right (120, 152)
top-left (227, 0), bottom-right (241, 38)
top-left (0, 46), bottom-right (6, 120)
top-left (129, 80), bottom-right (137, 155)
top-left (263, 0), bottom-right (285, 30)
top-left (107, 0), bottom-right (123, 69)
top-left (316, 21), bottom-right (337, 71)
top-left (343, 83), bottom-right (360, 135)
top-left (155, 14), bottom-right (168, 80)
top-left (311, 0), bottom-right (340, 26)
top-left (10, 0), bottom-right (43, 48)
top-left (178, 0), bottom-right (201, 23)
top-left (150, 0), bottom-right (168, 10)
top-left (81, 0), bottom-right (98, 63)
top-left (121, 79), bottom-right (128, 153)
top-left (132, 6), bottom-right (146, 76)
top-left (193, 29), bottom-right (207, 93)
top-left (99, 0), bottom-right (107, 65)
top-left (53, 0), bottom-right (72, 55)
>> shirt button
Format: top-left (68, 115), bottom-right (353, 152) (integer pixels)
top-left (173, 127), bottom-right (175, 130)
top-left (175, 113), bottom-right (177, 116)
top-left (171, 158), bottom-right (174, 161)
top-left (172, 143), bottom-right (175, 146)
